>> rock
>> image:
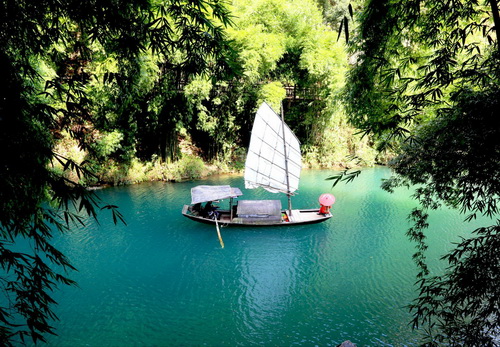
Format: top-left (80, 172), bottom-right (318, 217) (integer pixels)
top-left (338, 341), bottom-right (356, 347)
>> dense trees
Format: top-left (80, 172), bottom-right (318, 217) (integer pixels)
top-left (40, 0), bottom-right (371, 183)
top-left (345, 0), bottom-right (500, 344)
top-left (45, 0), bottom-right (373, 182)
top-left (225, 0), bottom-right (376, 167)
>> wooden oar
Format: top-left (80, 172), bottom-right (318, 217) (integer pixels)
top-left (214, 216), bottom-right (224, 248)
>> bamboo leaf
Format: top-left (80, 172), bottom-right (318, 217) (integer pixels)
top-left (337, 18), bottom-right (344, 42)
top-left (344, 16), bottom-right (349, 42)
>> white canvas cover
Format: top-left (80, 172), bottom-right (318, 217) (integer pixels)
top-left (236, 200), bottom-right (282, 218)
top-left (190, 185), bottom-right (243, 204)
top-left (244, 102), bottom-right (302, 194)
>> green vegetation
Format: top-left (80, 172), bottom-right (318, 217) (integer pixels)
top-left (47, 0), bottom-right (376, 186)
top-left (1, 0), bottom-right (499, 344)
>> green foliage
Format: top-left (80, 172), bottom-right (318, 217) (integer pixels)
top-left (315, 0), bottom-right (359, 30)
top-left (257, 82), bottom-right (286, 112)
top-left (227, 0), bottom-right (361, 166)
top-left (345, 0), bottom-right (500, 147)
top-left (228, 22), bottom-right (285, 81)
top-left (172, 155), bottom-right (206, 180)
top-left (302, 112), bottom-right (378, 168)
top-left (91, 130), bottom-right (124, 158)
top-left (346, 0), bottom-right (500, 343)
top-left (387, 88), bottom-right (500, 221)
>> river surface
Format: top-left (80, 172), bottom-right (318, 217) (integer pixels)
top-left (38, 167), bottom-right (486, 346)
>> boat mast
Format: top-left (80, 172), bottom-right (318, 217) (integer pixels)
top-left (280, 102), bottom-right (292, 212)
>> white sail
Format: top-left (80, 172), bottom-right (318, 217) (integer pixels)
top-left (244, 102), bottom-right (301, 194)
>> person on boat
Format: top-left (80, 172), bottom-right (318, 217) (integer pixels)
top-left (319, 204), bottom-right (330, 216)
top-left (201, 202), bottom-right (212, 217)
top-left (282, 213), bottom-right (289, 222)
top-left (203, 201), bottom-right (219, 220)
top-left (191, 203), bottom-right (202, 215)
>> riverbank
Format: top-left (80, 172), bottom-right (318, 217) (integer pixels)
top-left (81, 155), bottom-right (360, 188)
top-left (53, 134), bottom-right (387, 188)
top-left (54, 153), bottom-right (383, 189)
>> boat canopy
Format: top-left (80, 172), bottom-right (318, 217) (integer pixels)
top-left (190, 185), bottom-right (243, 205)
top-left (244, 102), bottom-right (301, 194)
top-left (236, 200), bottom-right (282, 224)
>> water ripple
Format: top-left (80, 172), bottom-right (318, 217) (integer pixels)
top-left (40, 169), bottom-right (481, 346)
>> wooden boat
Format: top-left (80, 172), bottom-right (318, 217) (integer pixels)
top-left (182, 102), bottom-right (333, 226)
top-left (182, 186), bottom-right (331, 226)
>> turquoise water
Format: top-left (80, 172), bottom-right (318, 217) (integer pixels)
top-left (37, 167), bottom-right (484, 346)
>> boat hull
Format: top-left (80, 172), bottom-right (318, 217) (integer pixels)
top-left (182, 205), bottom-right (332, 227)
